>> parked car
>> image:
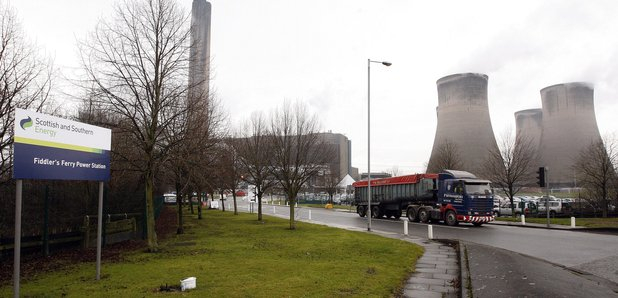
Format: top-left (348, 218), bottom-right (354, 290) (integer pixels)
top-left (536, 196), bottom-right (572, 217)
top-left (493, 197), bottom-right (537, 217)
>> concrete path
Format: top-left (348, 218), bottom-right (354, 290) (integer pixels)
top-left (403, 239), bottom-right (459, 298)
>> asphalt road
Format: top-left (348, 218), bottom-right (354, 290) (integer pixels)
top-left (465, 242), bottom-right (618, 297)
top-left (237, 201), bottom-right (618, 289)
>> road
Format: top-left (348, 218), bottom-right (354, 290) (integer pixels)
top-left (236, 201), bottom-right (618, 288)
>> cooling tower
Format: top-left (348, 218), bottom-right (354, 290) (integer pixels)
top-left (538, 83), bottom-right (601, 186)
top-left (188, 0), bottom-right (212, 100)
top-left (515, 109), bottom-right (543, 154)
top-left (427, 73), bottom-right (499, 174)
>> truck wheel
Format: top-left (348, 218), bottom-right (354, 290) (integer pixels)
top-left (550, 210), bottom-right (556, 217)
top-left (445, 210), bottom-right (458, 226)
top-left (418, 208), bottom-right (430, 223)
top-left (372, 206), bottom-right (381, 218)
top-left (357, 206), bottom-right (366, 217)
top-left (407, 208), bottom-right (417, 222)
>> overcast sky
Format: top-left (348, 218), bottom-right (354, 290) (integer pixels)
top-left (9, 0), bottom-right (618, 175)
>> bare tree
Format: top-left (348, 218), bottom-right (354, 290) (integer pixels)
top-left (80, 0), bottom-right (192, 252)
top-left (0, 1), bottom-right (53, 182)
top-left (216, 139), bottom-right (244, 215)
top-left (269, 101), bottom-right (334, 230)
top-left (573, 136), bottom-right (617, 218)
top-left (482, 131), bottom-right (537, 216)
top-left (235, 112), bottom-right (276, 221)
top-left (322, 166), bottom-right (340, 205)
top-left (387, 165), bottom-right (400, 177)
top-left (427, 139), bottom-right (464, 173)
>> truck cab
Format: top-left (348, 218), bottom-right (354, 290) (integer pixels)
top-left (434, 170), bottom-right (494, 226)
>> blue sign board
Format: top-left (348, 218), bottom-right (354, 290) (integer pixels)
top-left (13, 109), bottom-right (111, 181)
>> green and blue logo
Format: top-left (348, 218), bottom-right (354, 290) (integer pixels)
top-left (20, 116), bottom-right (33, 130)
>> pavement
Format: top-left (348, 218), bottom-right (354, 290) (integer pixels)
top-left (402, 238), bottom-right (459, 298)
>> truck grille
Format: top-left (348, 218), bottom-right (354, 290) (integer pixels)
top-left (468, 198), bottom-right (492, 213)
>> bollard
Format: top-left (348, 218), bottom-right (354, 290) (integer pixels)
top-left (273, 206), bottom-right (276, 214)
top-left (309, 210), bottom-right (312, 220)
top-left (404, 219), bottom-right (408, 236)
top-left (571, 217), bottom-right (576, 227)
top-left (428, 225), bottom-right (433, 239)
top-left (521, 214), bottom-right (526, 225)
top-left (295, 202), bottom-right (298, 207)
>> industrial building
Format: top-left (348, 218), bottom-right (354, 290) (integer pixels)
top-left (427, 73), bottom-right (499, 174)
top-left (188, 0), bottom-right (212, 100)
top-left (516, 83), bottom-right (602, 186)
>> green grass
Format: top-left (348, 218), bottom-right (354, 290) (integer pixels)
top-left (494, 216), bottom-right (618, 228)
top-left (2, 209), bottom-right (423, 297)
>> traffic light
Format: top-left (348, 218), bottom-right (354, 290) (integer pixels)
top-left (536, 167), bottom-right (546, 187)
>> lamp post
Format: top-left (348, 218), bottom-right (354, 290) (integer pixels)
top-left (367, 59), bottom-right (391, 232)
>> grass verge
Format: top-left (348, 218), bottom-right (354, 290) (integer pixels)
top-left (494, 216), bottom-right (618, 228)
top-left (1, 208), bottom-right (423, 297)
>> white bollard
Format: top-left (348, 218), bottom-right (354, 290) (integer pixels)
top-left (571, 217), bottom-right (576, 227)
top-left (273, 206), bottom-right (276, 214)
top-left (521, 214), bottom-right (526, 225)
top-left (404, 219), bottom-right (408, 236)
top-left (428, 225), bottom-right (433, 239)
top-left (309, 210), bottom-right (312, 220)
top-left (295, 202), bottom-right (298, 207)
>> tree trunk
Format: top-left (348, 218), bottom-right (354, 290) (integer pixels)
top-left (190, 193), bottom-right (195, 214)
top-left (176, 182), bottom-right (184, 234)
top-left (257, 190), bottom-right (263, 221)
top-left (233, 193), bottom-right (238, 215)
top-left (220, 190), bottom-right (226, 212)
top-left (289, 193), bottom-right (296, 230)
top-left (145, 170), bottom-right (158, 252)
top-left (197, 191), bottom-right (203, 220)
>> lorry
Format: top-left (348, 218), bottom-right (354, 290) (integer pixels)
top-left (353, 170), bottom-right (494, 226)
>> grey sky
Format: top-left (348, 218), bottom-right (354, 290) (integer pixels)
top-left (10, 0), bottom-right (618, 174)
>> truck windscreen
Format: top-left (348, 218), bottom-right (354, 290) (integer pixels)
top-left (465, 183), bottom-right (491, 195)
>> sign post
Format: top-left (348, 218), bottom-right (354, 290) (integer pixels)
top-left (12, 109), bottom-right (111, 296)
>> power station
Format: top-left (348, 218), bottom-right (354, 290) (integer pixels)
top-left (427, 73), bottom-right (499, 174)
top-left (515, 108), bottom-right (543, 154)
top-left (516, 83), bottom-right (602, 186)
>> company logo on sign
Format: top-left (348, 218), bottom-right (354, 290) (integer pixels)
top-left (19, 116), bottom-right (33, 130)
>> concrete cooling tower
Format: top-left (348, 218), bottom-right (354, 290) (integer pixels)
top-left (427, 73), bottom-right (499, 174)
top-left (538, 82), bottom-right (602, 186)
top-left (515, 109), bottom-right (543, 154)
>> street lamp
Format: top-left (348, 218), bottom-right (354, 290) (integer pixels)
top-left (367, 59), bottom-right (391, 232)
